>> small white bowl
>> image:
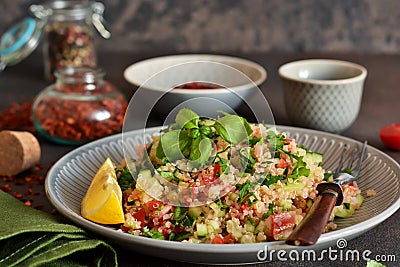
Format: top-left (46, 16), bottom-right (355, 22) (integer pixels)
top-left (279, 59), bottom-right (367, 133)
top-left (123, 54), bottom-right (267, 117)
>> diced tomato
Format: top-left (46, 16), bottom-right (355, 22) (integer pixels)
top-left (201, 172), bottom-right (215, 185)
top-left (200, 164), bottom-right (221, 185)
top-left (265, 212), bottom-right (295, 240)
top-left (156, 205), bottom-right (172, 219)
top-left (161, 223), bottom-right (174, 238)
top-left (120, 224), bottom-right (131, 231)
top-left (379, 123), bottom-right (400, 151)
top-left (132, 208), bottom-right (146, 227)
top-left (188, 182), bottom-right (199, 197)
top-left (181, 183), bottom-right (200, 206)
top-left (240, 204), bottom-right (252, 211)
top-left (146, 200), bottom-right (164, 212)
top-left (212, 234), bottom-right (224, 244)
top-left (342, 183), bottom-right (360, 197)
top-left (212, 233), bottom-right (236, 244)
top-left (214, 163), bottom-right (221, 176)
top-left (223, 233), bottom-right (236, 244)
top-left (277, 158), bottom-right (288, 169)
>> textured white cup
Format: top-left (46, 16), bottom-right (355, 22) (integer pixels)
top-left (279, 59), bottom-right (367, 133)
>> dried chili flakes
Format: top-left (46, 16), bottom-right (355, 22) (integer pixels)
top-left (0, 100), bottom-right (35, 132)
top-left (0, 163), bottom-right (46, 210)
top-left (32, 67), bottom-right (127, 144)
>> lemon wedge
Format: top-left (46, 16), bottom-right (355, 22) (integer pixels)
top-left (81, 157), bottom-right (125, 224)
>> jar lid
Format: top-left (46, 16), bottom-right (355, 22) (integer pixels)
top-left (44, 0), bottom-right (93, 21)
top-left (0, 17), bottom-right (43, 70)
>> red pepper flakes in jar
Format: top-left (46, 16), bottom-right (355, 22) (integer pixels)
top-left (32, 67), bottom-right (127, 145)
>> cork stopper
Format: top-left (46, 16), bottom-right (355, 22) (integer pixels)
top-left (0, 131), bottom-right (41, 176)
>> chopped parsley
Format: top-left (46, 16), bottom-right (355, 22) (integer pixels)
top-left (143, 227), bottom-right (164, 240)
top-left (116, 165), bottom-right (136, 191)
top-left (236, 180), bottom-right (258, 205)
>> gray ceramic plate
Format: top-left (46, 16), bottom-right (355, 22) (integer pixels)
top-left (45, 126), bottom-right (400, 264)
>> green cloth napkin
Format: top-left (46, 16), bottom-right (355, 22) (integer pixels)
top-left (0, 191), bottom-right (118, 267)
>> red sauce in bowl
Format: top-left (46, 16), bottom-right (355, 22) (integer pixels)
top-left (173, 82), bottom-right (222, 90)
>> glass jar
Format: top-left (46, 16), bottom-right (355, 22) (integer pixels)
top-left (30, 0), bottom-right (110, 81)
top-left (32, 67), bottom-right (127, 145)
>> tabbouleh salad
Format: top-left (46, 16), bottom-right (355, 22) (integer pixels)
top-left (114, 108), bottom-right (363, 243)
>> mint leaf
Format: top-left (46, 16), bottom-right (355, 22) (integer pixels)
top-left (159, 130), bottom-right (185, 162)
top-left (189, 137), bottom-right (213, 168)
top-left (215, 114), bottom-right (251, 144)
top-left (179, 130), bottom-right (192, 158)
top-left (156, 137), bottom-right (165, 159)
top-left (175, 108), bottom-right (200, 129)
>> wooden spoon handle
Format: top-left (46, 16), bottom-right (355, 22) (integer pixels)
top-left (286, 189), bottom-right (338, 246)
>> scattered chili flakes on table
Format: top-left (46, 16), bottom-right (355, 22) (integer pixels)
top-left (0, 163), bottom-right (47, 209)
top-left (0, 100), bottom-right (58, 214)
top-left (0, 99), bottom-right (35, 132)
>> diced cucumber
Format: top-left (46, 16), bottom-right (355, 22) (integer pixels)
top-left (218, 209), bottom-right (226, 217)
top-left (304, 152), bottom-right (323, 165)
top-left (245, 220), bottom-right (255, 232)
top-left (210, 201), bottom-right (226, 217)
top-left (196, 223), bottom-right (208, 238)
top-left (282, 182), bottom-right (305, 192)
top-left (279, 199), bottom-right (293, 210)
top-left (136, 169), bottom-right (163, 198)
top-left (207, 220), bottom-right (220, 233)
top-left (356, 194), bottom-right (364, 205)
top-left (255, 220), bottom-right (266, 233)
top-left (333, 204), bottom-right (355, 218)
top-left (188, 206), bottom-right (203, 217)
top-left (209, 202), bottom-right (219, 211)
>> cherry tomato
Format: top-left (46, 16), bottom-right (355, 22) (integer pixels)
top-left (379, 123), bottom-right (400, 151)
